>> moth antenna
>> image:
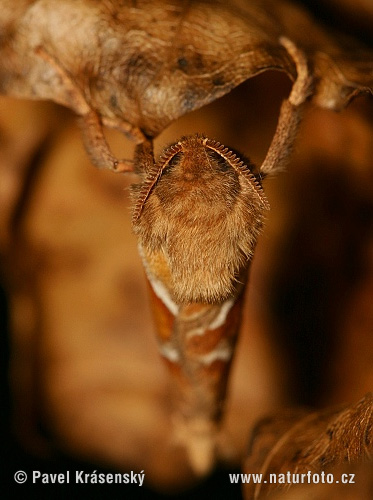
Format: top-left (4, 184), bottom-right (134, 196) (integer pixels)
top-left (132, 142), bottom-right (183, 222)
top-left (203, 138), bottom-right (270, 210)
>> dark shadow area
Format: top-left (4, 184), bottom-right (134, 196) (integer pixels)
top-left (267, 161), bottom-right (373, 406)
top-left (299, 0), bottom-right (373, 47)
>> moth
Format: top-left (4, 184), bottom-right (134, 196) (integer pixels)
top-left (127, 39), bottom-right (312, 473)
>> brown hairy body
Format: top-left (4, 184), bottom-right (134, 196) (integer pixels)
top-left (132, 134), bottom-right (268, 304)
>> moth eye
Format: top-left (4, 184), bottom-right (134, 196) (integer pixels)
top-left (207, 150), bottom-right (231, 173)
top-left (162, 151), bottom-right (184, 175)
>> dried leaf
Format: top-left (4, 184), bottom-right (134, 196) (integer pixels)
top-left (1, 0), bottom-right (372, 135)
top-left (243, 393), bottom-right (373, 499)
top-left (271, 0), bottom-right (373, 109)
top-left (1, 0), bottom-right (372, 172)
top-left (0, 0), bottom-right (294, 138)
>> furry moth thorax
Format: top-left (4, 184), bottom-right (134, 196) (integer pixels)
top-left (132, 134), bottom-right (269, 304)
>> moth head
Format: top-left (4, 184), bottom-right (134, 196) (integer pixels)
top-left (132, 134), bottom-right (269, 304)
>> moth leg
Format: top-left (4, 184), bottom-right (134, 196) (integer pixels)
top-left (34, 46), bottom-right (134, 173)
top-left (78, 111), bottom-right (134, 172)
top-left (102, 116), bottom-right (146, 145)
top-left (260, 37), bottom-right (313, 176)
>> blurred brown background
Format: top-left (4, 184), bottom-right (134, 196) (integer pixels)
top-left (1, 1), bottom-right (372, 499)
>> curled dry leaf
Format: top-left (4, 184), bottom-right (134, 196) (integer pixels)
top-left (0, 0), bottom-right (372, 164)
top-left (243, 393), bottom-right (373, 499)
top-left (0, 0), bottom-right (294, 141)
